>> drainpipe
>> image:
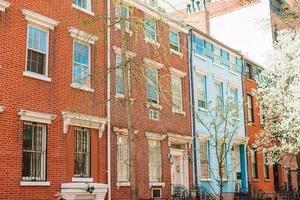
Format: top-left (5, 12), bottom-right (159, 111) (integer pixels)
top-left (241, 55), bottom-right (249, 191)
top-left (106, 0), bottom-right (111, 199)
top-left (188, 26), bottom-right (199, 190)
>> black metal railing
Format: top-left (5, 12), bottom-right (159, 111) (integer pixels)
top-left (172, 184), bottom-right (191, 200)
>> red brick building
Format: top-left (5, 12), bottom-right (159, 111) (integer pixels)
top-left (0, 0), bottom-right (109, 199)
top-left (242, 59), bottom-right (276, 198)
top-left (108, 1), bottom-right (193, 199)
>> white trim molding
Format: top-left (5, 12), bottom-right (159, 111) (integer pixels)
top-left (198, 135), bottom-right (210, 142)
top-left (113, 127), bottom-right (138, 136)
top-left (61, 182), bottom-right (108, 200)
top-left (149, 182), bottom-right (165, 188)
top-left (0, 106), bottom-right (5, 113)
top-left (113, 46), bottom-right (136, 58)
top-left (143, 58), bottom-right (164, 69)
top-left (72, 177), bottom-right (93, 183)
top-left (18, 109), bottom-right (56, 124)
top-left (145, 132), bottom-right (166, 141)
top-left (194, 67), bottom-right (209, 76)
top-left (62, 112), bottom-right (107, 138)
top-left (23, 71), bottom-right (52, 82)
top-left (167, 132), bottom-right (193, 148)
top-left (0, 0), bottom-right (10, 12)
top-left (69, 27), bottom-right (99, 45)
top-left (22, 9), bottom-right (59, 30)
top-left (169, 67), bottom-right (187, 78)
top-left (116, 181), bottom-right (130, 188)
top-left (232, 136), bottom-right (248, 144)
top-left (20, 181), bottom-right (50, 187)
top-left (229, 81), bottom-right (240, 89)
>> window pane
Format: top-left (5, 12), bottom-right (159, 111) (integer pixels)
top-left (73, 42), bottom-right (90, 87)
top-left (73, 0), bottom-right (90, 10)
top-left (74, 42), bottom-right (89, 65)
top-left (117, 135), bottom-right (129, 181)
top-left (148, 140), bottom-right (162, 182)
top-left (147, 67), bottom-right (158, 104)
top-left (74, 127), bottom-right (90, 177)
top-left (198, 75), bottom-right (207, 109)
top-left (145, 18), bottom-right (156, 41)
top-left (216, 82), bottom-right (224, 112)
top-left (28, 26), bottom-right (48, 53)
top-left (169, 31), bottom-right (179, 52)
top-left (200, 140), bottom-right (209, 179)
top-left (172, 76), bottom-right (182, 112)
top-left (22, 122), bottom-right (46, 181)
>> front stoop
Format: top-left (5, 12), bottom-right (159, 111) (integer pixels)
top-left (61, 182), bottom-right (108, 200)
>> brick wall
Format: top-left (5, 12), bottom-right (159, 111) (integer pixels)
top-left (109, 1), bottom-right (193, 199)
top-left (0, 0), bottom-right (108, 199)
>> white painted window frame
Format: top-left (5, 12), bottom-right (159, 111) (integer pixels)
top-left (72, 0), bottom-right (95, 16)
top-left (199, 139), bottom-right (210, 180)
top-left (117, 134), bottom-right (130, 183)
top-left (169, 30), bottom-right (180, 53)
top-left (71, 40), bottom-right (92, 91)
top-left (25, 24), bottom-right (50, 78)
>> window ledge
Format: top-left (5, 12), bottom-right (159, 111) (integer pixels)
top-left (146, 102), bottom-right (162, 110)
top-left (116, 181), bottom-right (130, 188)
top-left (195, 53), bottom-right (206, 61)
top-left (149, 182), bottom-right (165, 188)
top-left (115, 94), bottom-right (135, 102)
top-left (0, 106), bottom-right (5, 113)
top-left (252, 179), bottom-right (260, 182)
top-left (198, 107), bottom-right (208, 112)
top-left (229, 70), bottom-right (238, 76)
top-left (213, 62), bottom-right (224, 69)
top-left (170, 49), bottom-right (183, 58)
top-left (247, 122), bottom-right (255, 126)
top-left (71, 83), bottom-right (94, 93)
top-left (233, 117), bottom-right (240, 121)
top-left (144, 38), bottom-right (160, 48)
top-left (264, 179), bottom-right (271, 182)
top-left (200, 178), bottom-right (211, 182)
top-left (115, 25), bottom-right (133, 37)
top-left (20, 181), bottom-right (50, 186)
top-left (23, 71), bottom-right (51, 82)
top-left (172, 110), bottom-right (186, 116)
top-left (72, 177), bottom-right (93, 183)
top-left (72, 4), bottom-right (95, 16)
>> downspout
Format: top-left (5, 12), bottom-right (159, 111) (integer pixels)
top-left (106, 0), bottom-right (111, 199)
top-left (188, 26), bottom-right (199, 190)
top-left (241, 55), bottom-right (249, 191)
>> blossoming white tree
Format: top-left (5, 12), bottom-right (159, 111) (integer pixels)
top-left (254, 30), bottom-right (300, 165)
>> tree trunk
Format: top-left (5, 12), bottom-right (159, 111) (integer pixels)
top-left (120, 1), bottom-right (138, 199)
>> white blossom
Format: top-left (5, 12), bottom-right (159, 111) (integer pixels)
top-left (255, 29), bottom-right (300, 163)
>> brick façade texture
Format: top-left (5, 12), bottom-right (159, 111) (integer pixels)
top-left (243, 75), bottom-right (276, 196)
top-left (0, 0), bottom-right (108, 199)
top-left (109, 1), bottom-right (193, 199)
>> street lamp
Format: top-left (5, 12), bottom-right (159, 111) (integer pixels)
top-left (187, 0), bottom-right (205, 13)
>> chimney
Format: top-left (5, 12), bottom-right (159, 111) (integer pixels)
top-left (184, 10), bottom-right (210, 34)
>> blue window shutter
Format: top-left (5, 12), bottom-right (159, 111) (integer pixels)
top-left (204, 40), bottom-right (214, 58)
top-left (195, 36), bottom-right (204, 56)
top-left (236, 57), bottom-right (243, 73)
top-left (221, 49), bottom-right (230, 67)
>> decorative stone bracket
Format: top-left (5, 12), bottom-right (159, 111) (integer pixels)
top-left (62, 112), bottom-right (107, 138)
